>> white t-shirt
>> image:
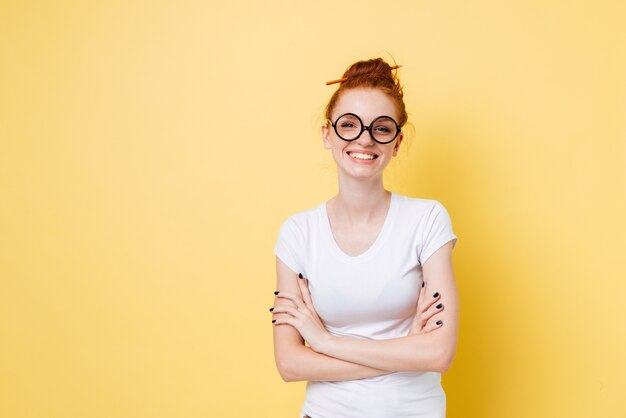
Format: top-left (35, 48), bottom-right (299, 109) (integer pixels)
top-left (274, 192), bottom-right (458, 418)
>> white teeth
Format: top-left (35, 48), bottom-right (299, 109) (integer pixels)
top-left (350, 152), bottom-right (376, 160)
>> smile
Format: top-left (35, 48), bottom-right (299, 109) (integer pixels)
top-left (347, 151), bottom-right (378, 160)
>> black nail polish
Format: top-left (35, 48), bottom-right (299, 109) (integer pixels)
top-left (436, 320), bottom-right (443, 325)
top-left (422, 281), bottom-right (425, 288)
top-left (298, 273), bottom-right (303, 279)
top-left (274, 291), bottom-right (279, 295)
top-left (433, 292), bottom-right (439, 298)
top-left (436, 303), bottom-right (443, 309)
top-left (272, 319), bottom-right (276, 323)
top-left (269, 307), bottom-right (274, 312)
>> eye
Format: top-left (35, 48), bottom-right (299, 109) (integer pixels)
top-left (372, 117), bottom-right (397, 137)
top-left (374, 126), bottom-right (391, 133)
top-left (337, 116), bottom-right (360, 129)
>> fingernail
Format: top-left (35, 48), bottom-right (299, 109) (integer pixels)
top-left (274, 291), bottom-right (279, 295)
top-left (422, 281), bottom-right (425, 288)
top-left (436, 303), bottom-right (443, 309)
top-left (436, 320), bottom-right (443, 325)
top-left (272, 319), bottom-right (276, 323)
top-left (433, 292), bottom-right (439, 298)
top-left (269, 307), bottom-right (274, 312)
top-left (298, 273), bottom-right (303, 279)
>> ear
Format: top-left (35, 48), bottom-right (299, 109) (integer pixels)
top-left (322, 122), bottom-right (332, 149)
top-left (392, 132), bottom-right (404, 156)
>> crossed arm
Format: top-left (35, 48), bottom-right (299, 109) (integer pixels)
top-left (271, 241), bottom-right (459, 382)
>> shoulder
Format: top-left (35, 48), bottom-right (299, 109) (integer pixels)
top-left (394, 193), bottom-right (443, 218)
top-left (393, 194), bottom-right (456, 235)
top-left (277, 200), bottom-right (324, 233)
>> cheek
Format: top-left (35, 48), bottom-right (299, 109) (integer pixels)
top-left (333, 148), bottom-right (344, 161)
top-left (329, 139), bottom-right (348, 153)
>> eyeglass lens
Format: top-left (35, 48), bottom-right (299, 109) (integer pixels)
top-left (335, 114), bottom-right (398, 143)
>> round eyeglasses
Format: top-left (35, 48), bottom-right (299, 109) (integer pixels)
top-left (330, 113), bottom-right (401, 144)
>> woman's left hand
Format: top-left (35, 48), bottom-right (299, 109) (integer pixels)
top-left (408, 280), bottom-right (445, 336)
top-left (271, 275), bottom-right (331, 353)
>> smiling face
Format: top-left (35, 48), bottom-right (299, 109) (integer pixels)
top-left (322, 88), bottom-right (404, 180)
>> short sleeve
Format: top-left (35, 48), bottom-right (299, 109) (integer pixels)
top-left (418, 201), bottom-right (458, 265)
top-left (273, 216), bottom-right (305, 275)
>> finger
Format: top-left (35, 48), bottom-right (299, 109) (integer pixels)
top-left (297, 279), bottom-right (317, 320)
top-left (421, 319), bottom-right (444, 333)
top-left (274, 291), bottom-right (305, 310)
top-left (423, 301), bottom-right (445, 322)
top-left (302, 278), bottom-right (325, 326)
top-left (272, 316), bottom-right (300, 328)
top-left (418, 280), bottom-right (427, 307)
top-left (271, 305), bottom-right (306, 319)
top-left (416, 280), bottom-right (429, 314)
top-left (419, 291), bottom-right (442, 314)
top-left (297, 276), bottom-right (314, 307)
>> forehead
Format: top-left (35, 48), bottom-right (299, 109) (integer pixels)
top-left (332, 88), bottom-right (399, 122)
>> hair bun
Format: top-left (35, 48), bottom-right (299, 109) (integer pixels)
top-left (342, 58), bottom-right (395, 80)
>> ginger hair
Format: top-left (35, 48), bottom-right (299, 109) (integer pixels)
top-left (325, 58), bottom-right (407, 127)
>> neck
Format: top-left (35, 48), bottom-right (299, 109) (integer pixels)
top-left (329, 173), bottom-right (390, 224)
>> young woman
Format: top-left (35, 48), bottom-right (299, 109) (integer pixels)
top-left (271, 58), bottom-right (459, 418)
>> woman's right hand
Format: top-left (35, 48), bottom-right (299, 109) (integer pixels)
top-left (408, 281), bottom-right (445, 335)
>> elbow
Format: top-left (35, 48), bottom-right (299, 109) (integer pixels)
top-left (276, 357), bottom-right (303, 382)
top-left (278, 369), bottom-right (298, 383)
top-left (275, 341), bottom-right (311, 382)
top-left (276, 359), bottom-right (296, 382)
top-left (436, 358), bottom-right (452, 374)
top-left (434, 346), bottom-right (456, 373)
top-left (407, 345), bottom-right (455, 373)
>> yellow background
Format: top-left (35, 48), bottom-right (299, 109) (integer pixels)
top-left (1, 1), bottom-right (625, 417)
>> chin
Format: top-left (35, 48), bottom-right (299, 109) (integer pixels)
top-left (341, 167), bottom-right (383, 180)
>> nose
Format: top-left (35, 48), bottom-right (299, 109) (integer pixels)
top-left (356, 127), bottom-right (375, 146)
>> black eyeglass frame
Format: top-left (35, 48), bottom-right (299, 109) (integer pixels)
top-left (330, 113), bottom-right (402, 144)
